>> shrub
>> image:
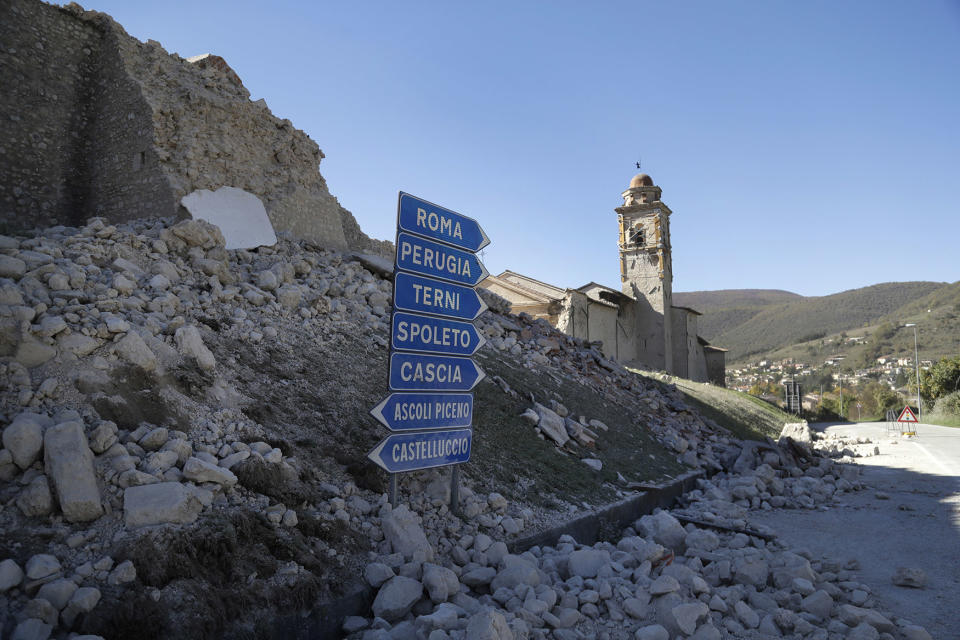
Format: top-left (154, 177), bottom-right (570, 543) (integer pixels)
top-left (934, 390), bottom-right (960, 416)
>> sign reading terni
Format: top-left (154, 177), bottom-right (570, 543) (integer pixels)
top-left (398, 192), bottom-right (490, 253)
top-left (391, 311), bottom-right (485, 357)
top-left (393, 272), bottom-right (488, 321)
top-left (396, 232), bottom-right (489, 287)
top-left (370, 392), bottom-right (473, 432)
top-left (389, 352), bottom-right (485, 392)
top-left (367, 428), bottom-right (472, 473)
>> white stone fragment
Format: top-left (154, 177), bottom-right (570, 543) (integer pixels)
top-left (124, 482), bottom-right (202, 527)
top-left (181, 186), bottom-right (277, 250)
top-left (182, 456), bottom-right (237, 486)
top-left (3, 412), bottom-right (45, 469)
top-left (0, 559), bottom-right (24, 591)
top-left (174, 325), bottom-right (216, 371)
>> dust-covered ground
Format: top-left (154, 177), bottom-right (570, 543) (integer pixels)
top-left (751, 422), bottom-right (960, 639)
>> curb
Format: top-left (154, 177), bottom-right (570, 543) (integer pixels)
top-left (287, 469), bottom-right (703, 638)
top-left (508, 469), bottom-right (704, 553)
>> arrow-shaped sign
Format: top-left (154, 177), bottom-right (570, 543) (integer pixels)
top-left (367, 428), bottom-right (472, 473)
top-left (391, 311), bottom-right (486, 357)
top-left (393, 272), bottom-right (488, 321)
top-left (370, 392), bottom-right (473, 432)
top-left (388, 351), bottom-right (486, 392)
top-left (398, 192), bottom-right (490, 253)
top-left (396, 232), bottom-right (489, 287)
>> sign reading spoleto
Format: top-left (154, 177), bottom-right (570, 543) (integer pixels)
top-left (368, 192), bottom-right (489, 487)
top-left (391, 311), bottom-right (485, 357)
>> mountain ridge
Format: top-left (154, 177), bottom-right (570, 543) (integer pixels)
top-left (675, 281), bottom-right (958, 363)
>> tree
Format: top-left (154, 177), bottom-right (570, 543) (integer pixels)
top-left (919, 356), bottom-right (960, 404)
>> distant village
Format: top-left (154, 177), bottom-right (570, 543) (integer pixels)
top-left (726, 334), bottom-right (931, 411)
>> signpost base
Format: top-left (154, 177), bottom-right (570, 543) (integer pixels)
top-left (450, 465), bottom-right (460, 515)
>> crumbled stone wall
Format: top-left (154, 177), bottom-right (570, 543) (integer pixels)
top-left (80, 10), bottom-right (178, 225)
top-left (0, 0), bottom-right (390, 257)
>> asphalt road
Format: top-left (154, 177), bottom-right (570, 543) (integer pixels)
top-left (750, 421), bottom-right (960, 639)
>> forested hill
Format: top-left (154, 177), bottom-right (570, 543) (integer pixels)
top-left (676, 281), bottom-right (958, 362)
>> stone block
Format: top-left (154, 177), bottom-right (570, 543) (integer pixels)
top-left (381, 504), bottom-right (433, 561)
top-left (123, 482), bottom-right (202, 527)
top-left (3, 412), bottom-right (46, 469)
top-left (44, 422), bottom-right (103, 522)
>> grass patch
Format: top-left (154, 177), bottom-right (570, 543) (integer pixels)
top-left (468, 350), bottom-right (685, 508)
top-left (630, 370), bottom-right (794, 442)
top-left (923, 413), bottom-right (960, 428)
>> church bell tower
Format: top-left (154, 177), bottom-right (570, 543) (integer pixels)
top-left (615, 173), bottom-right (674, 372)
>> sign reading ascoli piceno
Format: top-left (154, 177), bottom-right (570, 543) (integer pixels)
top-left (370, 392), bottom-right (473, 432)
top-left (397, 192), bottom-right (490, 253)
top-left (367, 428), bottom-right (472, 473)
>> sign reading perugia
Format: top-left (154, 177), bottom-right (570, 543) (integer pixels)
top-left (368, 192), bottom-right (489, 479)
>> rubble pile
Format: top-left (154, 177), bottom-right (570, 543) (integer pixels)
top-left (350, 438), bottom-right (932, 640)
top-left (0, 217), bottom-right (934, 639)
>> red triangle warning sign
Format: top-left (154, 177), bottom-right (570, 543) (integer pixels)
top-left (897, 406), bottom-right (918, 423)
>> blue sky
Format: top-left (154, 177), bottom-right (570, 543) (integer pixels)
top-left (89, 0), bottom-right (959, 297)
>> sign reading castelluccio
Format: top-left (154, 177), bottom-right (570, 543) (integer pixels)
top-left (368, 192), bottom-right (489, 484)
top-left (367, 429), bottom-right (473, 473)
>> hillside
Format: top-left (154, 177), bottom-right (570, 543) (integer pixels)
top-left (743, 282), bottom-right (960, 371)
top-left (687, 282), bottom-right (950, 362)
top-left (673, 289), bottom-right (801, 313)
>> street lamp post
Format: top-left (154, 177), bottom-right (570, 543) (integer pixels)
top-left (904, 323), bottom-right (921, 423)
top-left (838, 374), bottom-right (843, 419)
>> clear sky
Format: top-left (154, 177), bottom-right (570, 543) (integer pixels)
top-left (85, 0), bottom-right (959, 297)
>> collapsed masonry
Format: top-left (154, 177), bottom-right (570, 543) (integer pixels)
top-left (0, 0), bottom-right (389, 256)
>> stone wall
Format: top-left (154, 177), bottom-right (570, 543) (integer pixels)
top-left (82, 12), bottom-right (177, 224)
top-left (0, 0), bottom-right (389, 257)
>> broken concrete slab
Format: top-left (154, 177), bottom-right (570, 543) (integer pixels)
top-left (181, 186), bottom-right (277, 250)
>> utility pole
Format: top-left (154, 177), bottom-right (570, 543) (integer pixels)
top-left (839, 375), bottom-right (843, 419)
top-left (904, 323), bottom-right (921, 423)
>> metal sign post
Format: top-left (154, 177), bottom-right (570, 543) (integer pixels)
top-left (369, 192), bottom-right (489, 514)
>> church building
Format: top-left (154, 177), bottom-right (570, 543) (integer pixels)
top-left (480, 174), bottom-right (726, 385)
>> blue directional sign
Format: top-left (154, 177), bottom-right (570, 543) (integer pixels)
top-left (398, 192), bottom-right (490, 253)
top-left (370, 392), bottom-right (473, 432)
top-left (396, 232), bottom-right (489, 287)
top-left (389, 352), bottom-right (486, 392)
top-left (393, 272), bottom-right (488, 321)
top-left (367, 428), bottom-right (472, 473)
top-left (392, 311), bottom-right (486, 357)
